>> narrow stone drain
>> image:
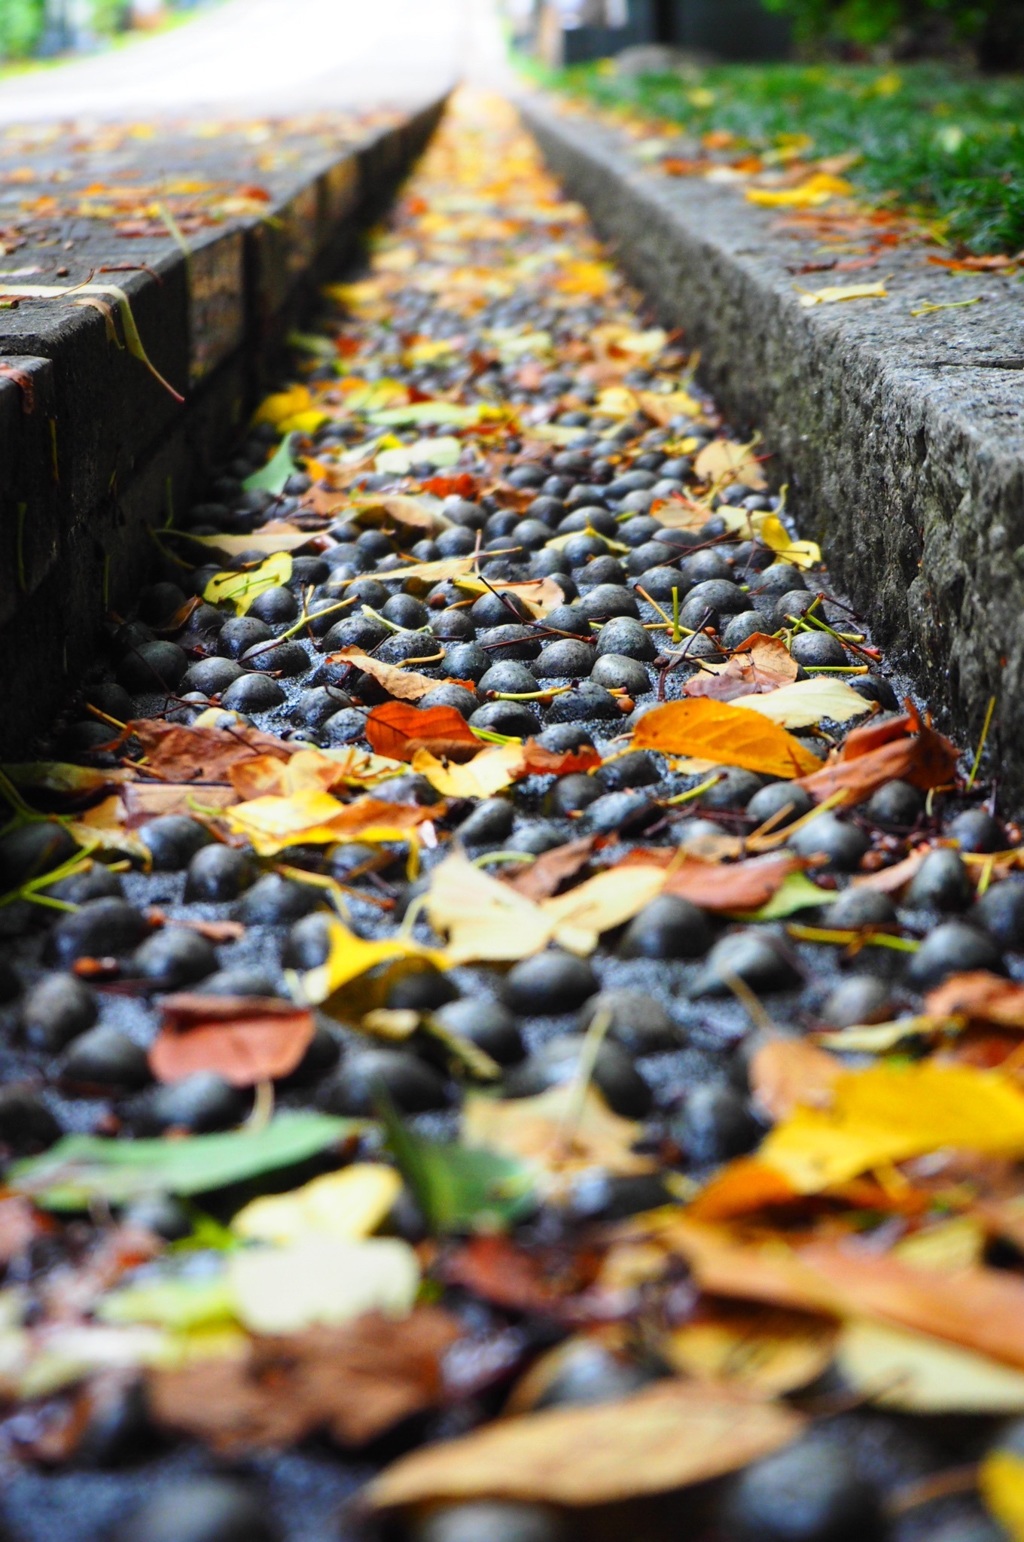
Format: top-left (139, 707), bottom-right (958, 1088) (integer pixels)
top-left (0, 89), bottom-right (1014, 1542)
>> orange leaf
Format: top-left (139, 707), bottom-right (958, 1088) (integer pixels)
top-left (128, 718), bottom-right (293, 783)
top-left (925, 972), bottom-right (1024, 1030)
top-left (517, 739), bottom-right (602, 777)
top-left (632, 700), bottom-right (822, 778)
top-left (330, 648), bottom-right (445, 703)
top-left (617, 851), bottom-right (804, 912)
top-left (149, 994), bottom-right (315, 1087)
top-left (797, 705), bottom-right (960, 806)
top-left (750, 1038), bottom-right (843, 1122)
top-left (364, 702), bottom-right (481, 762)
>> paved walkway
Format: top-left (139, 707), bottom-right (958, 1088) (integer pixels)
top-left (0, 0), bottom-right (509, 122)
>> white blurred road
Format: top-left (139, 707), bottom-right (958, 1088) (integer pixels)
top-left (0, 0), bottom-right (509, 121)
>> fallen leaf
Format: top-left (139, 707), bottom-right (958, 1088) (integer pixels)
top-left (982, 1450), bottom-right (1024, 1540)
top-left (760, 1061), bottom-right (1024, 1194)
top-left (383, 1103), bottom-right (536, 1233)
top-left (747, 172), bottom-right (853, 208)
top-left (367, 1379), bottom-right (803, 1509)
top-left (330, 647), bottom-right (448, 703)
top-left (755, 514), bottom-right (822, 570)
top-left (684, 635), bottom-right (798, 701)
top-left (365, 702), bottom-right (481, 761)
top-left (223, 790), bottom-right (436, 856)
top-left (129, 718), bottom-right (292, 783)
top-left (204, 552), bottom-right (294, 615)
top-left (633, 700), bottom-right (822, 778)
top-left (665, 1305), bottom-right (837, 1396)
top-left (796, 705), bottom-right (960, 806)
top-left (618, 850), bottom-right (804, 912)
top-left (148, 1308), bottom-right (460, 1452)
top-left (693, 438), bottom-right (767, 490)
top-left (298, 916), bottom-right (446, 1008)
top-left (424, 854), bottom-right (557, 964)
top-left (228, 1236), bottom-right (419, 1334)
top-left (836, 1318), bottom-right (1024, 1412)
top-left (463, 1084), bottom-right (653, 1196)
top-left (413, 743), bottom-right (524, 798)
top-left (925, 971), bottom-right (1024, 1029)
top-left (798, 281), bottom-right (888, 307)
top-left (187, 523), bottom-right (315, 558)
top-left (732, 676), bottom-right (873, 728)
top-left (9, 1113), bottom-right (358, 1211)
top-left (749, 1037), bottom-right (842, 1122)
top-left (505, 836), bottom-right (595, 901)
top-left (148, 994), bottom-right (316, 1088)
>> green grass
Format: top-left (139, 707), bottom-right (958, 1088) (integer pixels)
top-left (538, 59), bottom-right (1024, 254)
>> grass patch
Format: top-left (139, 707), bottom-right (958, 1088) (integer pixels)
top-left (538, 59), bottom-right (1024, 254)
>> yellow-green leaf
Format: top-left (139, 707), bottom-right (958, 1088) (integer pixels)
top-left (204, 552), bottom-right (293, 615)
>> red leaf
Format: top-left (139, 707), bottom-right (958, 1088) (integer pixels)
top-left (517, 739), bottom-right (603, 777)
top-left (149, 994), bottom-right (315, 1088)
top-left (364, 702), bottom-right (481, 763)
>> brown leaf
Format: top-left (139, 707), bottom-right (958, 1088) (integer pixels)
top-left (684, 635), bottom-right (798, 702)
top-left (364, 702), bottom-right (481, 762)
top-left (797, 706), bottom-right (960, 807)
top-left (617, 850), bottom-right (804, 912)
top-left (120, 783), bottom-right (238, 827)
top-left (149, 994), bottom-right (315, 1087)
top-left (505, 836), bottom-right (596, 901)
top-left (750, 1038), bottom-right (843, 1122)
top-left (925, 972), bottom-right (1024, 1030)
top-left (148, 1308), bottom-right (460, 1452)
top-left (129, 719), bottom-right (293, 784)
top-left (633, 700), bottom-right (822, 778)
top-left (442, 1235), bottom-right (606, 1318)
top-left (367, 1379), bottom-right (803, 1509)
top-left (330, 647), bottom-right (448, 702)
top-left (516, 739), bottom-right (602, 777)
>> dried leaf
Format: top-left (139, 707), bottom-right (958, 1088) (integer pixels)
top-left (129, 718), bottom-right (292, 784)
top-left (223, 789), bottom-right (436, 856)
top-left (330, 647), bottom-right (446, 703)
top-left (747, 172), bottom-right (852, 208)
top-left (148, 1308), bottom-right (460, 1451)
top-left (617, 850), bottom-right (804, 912)
top-left (684, 635), bottom-right (798, 702)
top-left (797, 705), bottom-right (959, 806)
top-left (633, 700), bottom-right (822, 778)
top-left (367, 1379), bottom-right (803, 1509)
top-left (982, 1450), bottom-right (1024, 1541)
top-left (731, 676), bottom-right (873, 728)
top-left (693, 438), bottom-right (767, 490)
top-left (665, 1305), bottom-right (837, 1396)
top-left (749, 1038), bottom-right (842, 1122)
top-left (298, 916), bottom-right (446, 1008)
top-left (798, 281), bottom-right (888, 307)
top-left (925, 971), bottom-right (1024, 1029)
top-left (149, 994), bottom-right (316, 1088)
top-left (412, 744), bottom-right (524, 798)
top-left (505, 836), bottom-right (595, 901)
top-left (836, 1318), bottom-right (1024, 1412)
top-left (463, 1084), bottom-right (654, 1195)
top-left (231, 1165), bottom-right (402, 1244)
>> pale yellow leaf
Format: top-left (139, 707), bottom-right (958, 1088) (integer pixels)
top-left (798, 282), bottom-right (888, 307)
top-left (228, 1237), bottom-right (419, 1334)
top-left (838, 1319), bottom-right (1024, 1413)
top-left (231, 1164), bottom-right (402, 1246)
top-left (412, 744), bottom-right (522, 799)
top-left (732, 677), bottom-right (873, 728)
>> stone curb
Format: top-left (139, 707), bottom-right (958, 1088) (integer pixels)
top-left (0, 92), bottom-right (450, 756)
top-left (520, 94), bottom-right (1024, 804)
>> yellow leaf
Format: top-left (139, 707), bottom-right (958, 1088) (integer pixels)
top-left (760, 1062), bottom-right (1024, 1194)
top-left (982, 1450), bottom-right (1024, 1541)
top-left (277, 408), bottom-right (330, 434)
top-left (746, 172), bottom-right (853, 208)
top-left (555, 259), bottom-right (615, 297)
top-left (636, 388), bottom-right (704, 426)
top-left (840, 1321), bottom-right (1024, 1413)
top-left (755, 513), bottom-right (821, 570)
top-left (595, 385), bottom-right (641, 419)
top-left (693, 438), bottom-right (767, 490)
top-left (231, 1164), bottom-right (402, 1246)
top-left (731, 677), bottom-right (873, 729)
top-left (412, 744), bottom-right (523, 799)
top-left (798, 282), bottom-right (888, 308)
top-left (299, 916), bottom-right (446, 1007)
top-left (665, 1306), bottom-right (837, 1397)
top-left (367, 1380), bottom-right (804, 1509)
top-left (541, 864), bottom-right (669, 955)
top-left (424, 853), bottom-right (555, 965)
top-left (203, 552), bottom-right (293, 616)
top-left (633, 699), bottom-right (823, 778)
top-left (253, 385), bottom-right (313, 426)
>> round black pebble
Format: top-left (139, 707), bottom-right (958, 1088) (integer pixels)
top-left (137, 1073), bottom-right (248, 1134)
top-left (974, 880), bottom-right (1024, 950)
top-left (595, 616), bottom-right (656, 662)
top-left (820, 974), bottom-right (893, 1029)
top-left (788, 813), bottom-right (869, 871)
top-left (320, 1048), bottom-right (450, 1115)
top-left (220, 673), bottom-right (286, 713)
top-left (0, 820), bottom-right (79, 890)
top-left (507, 1034), bottom-right (652, 1117)
top-left (139, 815), bottom-right (214, 871)
top-left (181, 657), bottom-right (244, 696)
top-left (676, 1084), bottom-right (762, 1165)
top-left (790, 631), bottom-right (847, 669)
top-left (0, 1086), bottom-right (61, 1155)
top-left (747, 782), bottom-right (813, 829)
top-left (386, 967), bottom-right (459, 1012)
top-left (590, 653), bottom-right (650, 695)
top-left (827, 888), bottom-right (898, 929)
top-left (131, 929), bottom-right (217, 989)
top-left (61, 1026), bottom-right (151, 1090)
top-left (184, 844), bottom-right (255, 902)
top-left (457, 798), bottom-right (515, 846)
top-left (949, 808), bottom-right (1004, 853)
top-left (865, 779), bottom-right (924, 831)
top-left (116, 641), bottom-right (188, 693)
top-left (720, 1438), bottom-right (883, 1542)
top-left (46, 898), bottom-right (149, 965)
top-left (905, 848), bottom-right (973, 911)
top-left (579, 987), bottom-right (679, 1054)
top-left (618, 895), bottom-right (712, 960)
top-left (533, 640), bottom-right (595, 678)
top-left (114, 1478), bottom-right (280, 1542)
top-left (545, 682), bottom-right (622, 722)
top-left (691, 928), bottom-right (800, 997)
top-left (906, 921), bottom-right (1002, 989)
top-left (701, 768), bottom-right (765, 811)
top-left (504, 951), bottom-right (600, 1015)
top-left (469, 701), bottom-right (540, 737)
top-left (21, 973), bottom-right (98, 1052)
top-left (434, 998), bottom-right (526, 1065)
top-left (237, 874), bottom-right (323, 924)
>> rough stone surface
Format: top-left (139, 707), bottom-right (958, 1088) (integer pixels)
top-left (521, 95), bottom-right (1024, 803)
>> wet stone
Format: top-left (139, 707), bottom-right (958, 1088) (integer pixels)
top-left (21, 973), bottom-right (98, 1053)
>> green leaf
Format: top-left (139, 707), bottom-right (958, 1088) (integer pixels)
top-left (381, 1099), bottom-right (535, 1235)
top-left (9, 1112), bottom-right (360, 1212)
top-left (737, 870), bottom-right (838, 921)
top-left (244, 432), bottom-right (300, 494)
top-left (203, 551), bottom-right (294, 615)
